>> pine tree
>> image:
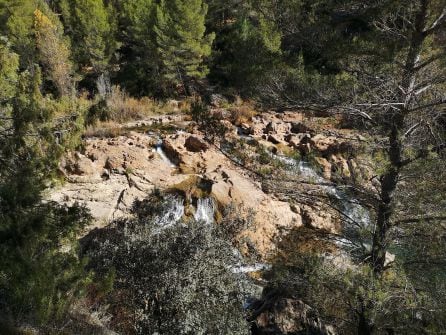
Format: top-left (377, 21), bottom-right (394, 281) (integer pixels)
top-left (1, 0), bottom-right (41, 67)
top-left (0, 40), bottom-right (18, 102)
top-left (59, 0), bottom-right (117, 74)
top-left (116, 0), bottom-right (158, 95)
top-left (0, 68), bottom-right (91, 331)
top-left (0, 30), bottom-right (91, 332)
top-left (154, 0), bottom-right (215, 94)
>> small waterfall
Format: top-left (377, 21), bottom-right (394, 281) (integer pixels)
top-left (152, 197), bottom-right (185, 233)
top-left (296, 161), bottom-right (325, 183)
top-left (194, 198), bottom-right (215, 225)
top-left (293, 160), bottom-right (371, 228)
top-left (231, 263), bottom-right (272, 274)
top-left (230, 249), bottom-right (272, 274)
top-left (331, 188), bottom-right (371, 228)
top-left (154, 139), bottom-right (176, 168)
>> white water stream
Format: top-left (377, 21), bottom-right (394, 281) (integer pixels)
top-left (231, 263), bottom-right (272, 274)
top-left (154, 138), bottom-right (176, 168)
top-left (151, 197), bottom-right (185, 234)
top-left (194, 197), bottom-right (215, 225)
top-left (276, 156), bottom-right (371, 229)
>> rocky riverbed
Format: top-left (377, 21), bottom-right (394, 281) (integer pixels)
top-left (47, 109), bottom-right (380, 334)
top-left (49, 110), bottom-right (371, 260)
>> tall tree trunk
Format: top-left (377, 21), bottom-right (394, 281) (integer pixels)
top-left (358, 304), bottom-right (374, 335)
top-left (371, 127), bottom-right (402, 274)
top-left (370, 0), bottom-right (429, 275)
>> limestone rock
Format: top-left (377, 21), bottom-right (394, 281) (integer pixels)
top-left (185, 136), bottom-right (209, 152)
top-left (302, 205), bottom-right (338, 233)
top-left (264, 121), bottom-right (291, 136)
top-left (50, 120), bottom-right (349, 259)
top-left (209, 93), bottom-right (228, 108)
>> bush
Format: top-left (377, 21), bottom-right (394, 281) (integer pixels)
top-left (105, 86), bottom-right (155, 122)
top-left (81, 193), bottom-right (254, 335)
top-left (229, 104), bottom-right (256, 126)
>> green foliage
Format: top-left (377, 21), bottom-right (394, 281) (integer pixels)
top-left (154, 0), bottom-right (215, 93)
top-left (59, 0), bottom-right (117, 73)
top-left (189, 99), bottom-right (225, 140)
top-left (210, 15), bottom-right (281, 95)
top-left (2, 0), bottom-right (37, 67)
top-left (0, 40), bottom-right (19, 102)
top-left (113, 0), bottom-right (158, 95)
top-left (34, 8), bottom-right (74, 96)
top-left (266, 252), bottom-right (446, 334)
top-left (0, 27), bottom-right (91, 329)
top-left (83, 193), bottom-right (252, 335)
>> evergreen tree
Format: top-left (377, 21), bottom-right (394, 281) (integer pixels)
top-left (0, 40), bottom-right (18, 102)
top-left (116, 0), bottom-right (157, 95)
top-left (0, 29), bottom-right (91, 332)
top-left (0, 0), bottom-right (74, 96)
top-left (0, 0), bottom-right (36, 67)
top-left (58, 0), bottom-right (117, 74)
top-left (0, 68), bottom-right (91, 332)
top-left (154, 0), bottom-right (215, 94)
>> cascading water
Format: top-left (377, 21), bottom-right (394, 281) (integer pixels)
top-left (274, 154), bottom-right (372, 249)
top-left (194, 197), bottom-right (215, 225)
top-left (154, 138), bottom-right (176, 168)
top-left (151, 197), bottom-right (185, 234)
top-left (230, 249), bottom-right (272, 274)
top-left (282, 159), bottom-right (371, 228)
top-left (231, 263), bottom-right (272, 274)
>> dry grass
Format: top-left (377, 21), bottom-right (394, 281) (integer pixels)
top-left (229, 103), bottom-right (257, 126)
top-left (105, 86), bottom-right (191, 122)
top-left (84, 121), bottom-right (123, 138)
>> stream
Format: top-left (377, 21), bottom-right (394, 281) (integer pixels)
top-left (154, 138), bottom-right (176, 168)
top-left (276, 155), bottom-right (372, 250)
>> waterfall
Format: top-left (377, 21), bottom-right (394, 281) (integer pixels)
top-left (152, 197), bottom-right (185, 233)
top-left (272, 155), bottom-right (372, 234)
top-left (330, 188), bottom-right (371, 228)
top-left (293, 160), bottom-right (371, 228)
top-left (154, 139), bottom-right (176, 168)
top-left (296, 161), bottom-right (325, 183)
top-left (231, 263), bottom-right (272, 274)
top-left (230, 249), bottom-right (272, 274)
top-left (194, 198), bottom-right (215, 225)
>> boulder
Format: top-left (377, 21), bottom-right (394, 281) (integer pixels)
top-left (310, 134), bottom-right (358, 156)
top-left (185, 136), bottom-right (209, 152)
top-left (73, 155), bottom-right (96, 176)
top-left (239, 123), bottom-right (251, 135)
top-left (315, 157), bottom-right (332, 180)
top-left (209, 93), bottom-right (228, 108)
top-left (330, 155), bottom-right (351, 178)
top-left (302, 205), bottom-right (338, 233)
top-left (264, 121), bottom-right (291, 135)
top-left (268, 134), bottom-right (285, 145)
top-left (290, 122), bottom-right (312, 134)
top-left (286, 133), bottom-right (311, 149)
top-left (310, 134), bottom-right (337, 153)
top-left (254, 298), bottom-right (336, 335)
top-left (249, 121), bottom-right (267, 137)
